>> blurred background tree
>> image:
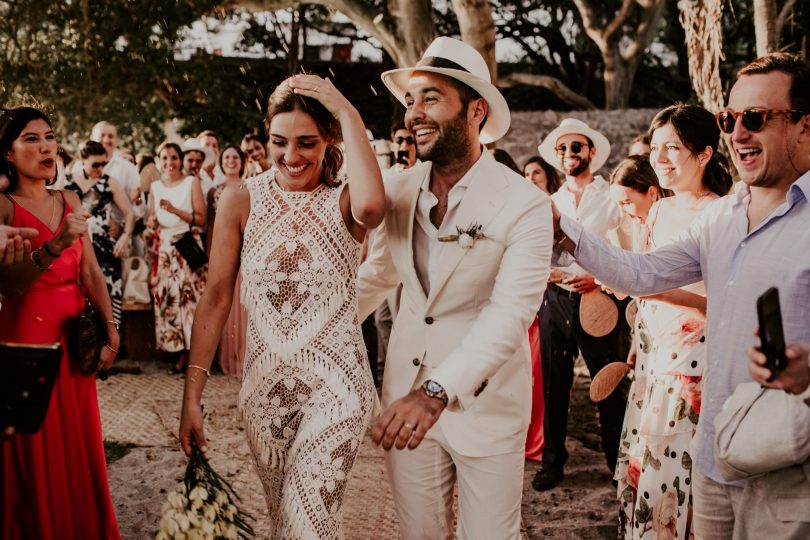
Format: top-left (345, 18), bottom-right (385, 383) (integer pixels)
top-left (1, 0), bottom-right (806, 155)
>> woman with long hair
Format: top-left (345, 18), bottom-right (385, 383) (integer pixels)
top-left (145, 141), bottom-right (207, 374)
top-left (521, 154), bottom-right (562, 463)
top-left (206, 144), bottom-right (247, 376)
top-left (615, 104), bottom-right (732, 540)
top-left (522, 155), bottom-right (562, 195)
top-left (609, 155), bottom-right (667, 251)
top-left (179, 75), bottom-right (384, 537)
top-left (240, 133), bottom-right (271, 178)
top-left (0, 106), bottom-right (120, 539)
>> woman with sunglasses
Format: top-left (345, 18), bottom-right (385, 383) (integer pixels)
top-left (614, 104), bottom-right (732, 540)
top-left (0, 107), bottom-right (120, 539)
top-left (64, 140), bottom-right (135, 325)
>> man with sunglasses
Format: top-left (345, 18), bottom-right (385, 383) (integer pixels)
top-left (389, 121), bottom-right (417, 171)
top-left (533, 118), bottom-right (629, 491)
top-left (552, 53), bottom-right (810, 538)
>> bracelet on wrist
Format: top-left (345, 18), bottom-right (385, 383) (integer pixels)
top-left (30, 247), bottom-right (52, 271)
top-left (42, 240), bottom-right (61, 258)
top-left (187, 364), bottom-right (210, 377)
top-left (104, 343), bottom-right (119, 354)
top-left (106, 320), bottom-right (120, 332)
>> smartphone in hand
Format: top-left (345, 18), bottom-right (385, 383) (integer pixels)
top-left (396, 150), bottom-right (410, 166)
top-left (756, 287), bottom-right (788, 377)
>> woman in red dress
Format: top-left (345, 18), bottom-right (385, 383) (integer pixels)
top-left (0, 107), bottom-right (120, 539)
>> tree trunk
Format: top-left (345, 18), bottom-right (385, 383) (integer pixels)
top-left (451, 0), bottom-right (497, 82)
top-left (574, 0), bottom-right (666, 109)
top-left (603, 51), bottom-right (632, 110)
top-left (390, 0), bottom-right (435, 67)
top-left (754, 0), bottom-right (779, 56)
top-left (228, 0), bottom-right (434, 68)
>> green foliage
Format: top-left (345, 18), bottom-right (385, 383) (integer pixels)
top-left (0, 0), bottom-right (216, 153)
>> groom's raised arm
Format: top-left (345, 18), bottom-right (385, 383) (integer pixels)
top-left (429, 193), bottom-right (552, 412)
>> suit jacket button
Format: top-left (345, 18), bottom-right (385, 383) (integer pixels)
top-left (412, 358), bottom-right (420, 366)
top-left (425, 316), bottom-right (434, 324)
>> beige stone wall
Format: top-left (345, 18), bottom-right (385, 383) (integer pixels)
top-left (499, 108), bottom-right (661, 177)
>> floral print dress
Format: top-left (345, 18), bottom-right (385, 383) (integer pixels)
top-left (149, 176), bottom-right (207, 352)
top-left (615, 204), bottom-right (705, 540)
top-left (64, 173), bottom-right (123, 323)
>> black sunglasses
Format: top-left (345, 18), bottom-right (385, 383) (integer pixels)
top-left (90, 161), bottom-right (109, 169)
top-left (394, 136), bottom-right (414, 145)
top-left (555, 141), bottom-right (590, 155)
top-left (716, 108), bottom-right (805, 134)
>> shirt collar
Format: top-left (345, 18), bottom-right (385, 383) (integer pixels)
top-left (733, 169), bottom-right (810, 206)
top-left (419, 147), bottom-right (488, 194)
top-left (561, 174), bottom-right (608, 195)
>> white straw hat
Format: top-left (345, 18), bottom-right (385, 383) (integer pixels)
top-left (381, 37), bottom-right (511, 144)
top-left (181, 138), bottom-right (215, 167)
top-left (538, 118), bottom-right (611, 173)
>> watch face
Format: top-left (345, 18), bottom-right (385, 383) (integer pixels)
top-left (425, 380), bottom-right (443, 393)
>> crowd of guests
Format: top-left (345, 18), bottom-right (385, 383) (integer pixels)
top-left (1, 42), bottom-right (809, 540)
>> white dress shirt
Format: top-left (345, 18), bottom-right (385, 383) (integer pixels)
top-left (412, 152), bottom-right (483, 296)
top-left (551, 175), bottom-right (620, 288)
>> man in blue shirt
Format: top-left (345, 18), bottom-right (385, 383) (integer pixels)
top-left (553, 53), bottom-right (810, 538)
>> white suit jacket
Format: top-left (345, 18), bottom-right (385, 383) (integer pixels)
top-left (357, 153), bottom-right (552, 457)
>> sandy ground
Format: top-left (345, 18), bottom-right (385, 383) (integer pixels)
top-left (101, 362), bottom-right (616, 539)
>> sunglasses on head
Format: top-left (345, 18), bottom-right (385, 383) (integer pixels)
top-left (555, 141), bottom-right (590, 155)
top-left (394, 136), bottom-right (414, 145)
top-left (90, 161), bottom-right (109, 169)
top-left (715, 108), bottom-right (805, 134)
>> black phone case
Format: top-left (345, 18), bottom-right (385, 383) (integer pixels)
top-left (756, 287), bottom-right (788, 376)
top-left (1, 342), bottom-right (62, 433)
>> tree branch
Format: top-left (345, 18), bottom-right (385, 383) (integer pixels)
top-left (776, 0), bottom-right (798, 39)
top-left (573, 0), bottom-right (606, 51)
top-left (497, 72), bottom-right (596, 110)
top-left (622, 0), bottom-right (666, 63)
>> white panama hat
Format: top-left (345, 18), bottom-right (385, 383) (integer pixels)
top-left (538, 118), bottom-right (611, 174)
top-left (381, 37), bottom-right (511, 144)
top-left (181, 138), bottom-right (216, 167)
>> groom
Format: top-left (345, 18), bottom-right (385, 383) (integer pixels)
top-left (357, 37), bottom-right (552, 539)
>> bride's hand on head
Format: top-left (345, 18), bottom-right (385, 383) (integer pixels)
top-left (289, 75), bottom-right (353, 120)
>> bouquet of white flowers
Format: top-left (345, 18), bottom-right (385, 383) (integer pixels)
top-left (156, 445), bottom-right (255, 540)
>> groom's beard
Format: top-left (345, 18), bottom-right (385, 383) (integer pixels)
top-left (416, 109), bottom-right (472, 166)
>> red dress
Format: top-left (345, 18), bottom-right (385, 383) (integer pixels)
top-left (525, 313), bottom-right (544, 461)
top-left (1, 193), bottom-right (120, 539)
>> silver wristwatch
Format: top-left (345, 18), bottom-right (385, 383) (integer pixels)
top-left (421, 379), bottom-right (448, 406)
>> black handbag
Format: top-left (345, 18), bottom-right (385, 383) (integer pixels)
top-left (172, 220), bottom-right (208, 272)
top-left (69, 297), bottom-right (104, 375)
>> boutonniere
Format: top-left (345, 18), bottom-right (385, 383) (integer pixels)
top-left (438, 223), bottom-right (485, 249)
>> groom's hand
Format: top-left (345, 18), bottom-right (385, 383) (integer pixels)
top-left (372, 388), bottom-right (446, 450)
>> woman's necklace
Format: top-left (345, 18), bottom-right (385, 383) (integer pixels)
top-left (46, 190), bottom-right (57, 230)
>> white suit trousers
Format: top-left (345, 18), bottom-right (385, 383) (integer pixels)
top-left (384, 423), bottom-right (524, 540)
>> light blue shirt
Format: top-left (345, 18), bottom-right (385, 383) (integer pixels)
top-left (559, 171), bottom-right (810, 484)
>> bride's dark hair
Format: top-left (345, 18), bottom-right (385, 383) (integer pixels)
top-left (264, 78), bottom-right (344, 188)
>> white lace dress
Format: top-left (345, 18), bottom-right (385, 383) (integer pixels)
top-left (239, 171), bottom-right (376, 539)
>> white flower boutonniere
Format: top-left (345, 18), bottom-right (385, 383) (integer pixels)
top-left (438, 223), bottom-right (485, 249)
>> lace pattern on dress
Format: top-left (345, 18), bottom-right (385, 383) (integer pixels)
top-left (238, 170), bottom-right (376, 539)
